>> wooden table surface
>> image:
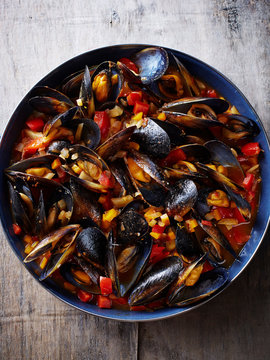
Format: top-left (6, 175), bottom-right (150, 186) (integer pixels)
top-left (1, 1), bottom-right (270, 359)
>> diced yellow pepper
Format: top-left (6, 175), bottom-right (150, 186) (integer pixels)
top-left (157, 112), bottom-right (166, 121)
top-left (71, 164), bottom-right (82, 174)
top-left (160, 213), bottom-right (170, 226)
top-left (102, 208), bottom-right (119, 222)
top-left (131, 112), bottom-right (143, 121)
top-left (24, 244), bottom-right (33, 254)
top-left (51, 158), bottom-right (62, 170)
top-left (185, 219), bottom-right (198, 232)
top-left (150, 232), bottom-right (162, 240)
top-left (167, 230), bottom-right (176, 241)
top-left (40, 257), bottom-right (48, 269)
top-left (148, 219), bottom-right (157, 227)
top-left (166, 237), bottom-right (176, 252)
top-left (23, 235), bottom-right (32, 244)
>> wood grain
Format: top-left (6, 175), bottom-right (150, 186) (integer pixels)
top-left (0, 0), bottom-right (269, 359)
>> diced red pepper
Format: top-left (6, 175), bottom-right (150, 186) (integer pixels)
top-left (97, 295), bottom-right (112, 309)
top-left (241, 142), bottom-right (261, 156)
top-left (230, 226), bottom-right (249, 245)
top-left (149, 244), bottom-right (169, 264)
top-left (152, 225), bottom-right (165, 234)
top-left (127, 91), bottom-right (142, 106)
top-left (100, 276), bottom-right (113, 295)
top-left (101, 193), bottom-right (113, 211)
top-left (202, 261), bottom-right (214, 273)
top-left (130, 305), bottom-right (147, 311)
top-left (22, 137), bottom-right (44, 157)
top-left (56, 167), bottom-right (68, 183)
top-left (118, 58), bottom-right (139, 73)
top-left (233, 208), bottom-right (246, 223)
top-left (201, 220), bottom-right (213, 227)
top-left (242, 173), bottom-right (255, 190)
top-left (216, 207), bottom-right (234, 219)
top-left (206, 89), bottom-right (218, 98)
top-left (77, 289), bottom-right (93, 303)
top-left (94, 111), bottom-right (110, 140)
top-left (111, 296), bottom-right (128, 305)
top-left (12, 224), bottom-right (22, 235)
top-left (133, 101), bottom-right (149, 115)
top-left (26, 117), bottom-right (44, 132)
top-left (159, 148), bottom-right (187, 167)
top-left (98, 170), bottom-right (115, 188)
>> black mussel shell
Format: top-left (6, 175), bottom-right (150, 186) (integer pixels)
top-left (171, 267), bottom-right (228, 306)
top-left (110, 159), bottom-right (135, 196)
top-left (175, 222), bottom-right (201, 258)
top-left (66, 118), bottom-right (101, 150)
top-left (97, 126), bottom-right (136, 160)
top-left (43, 106), bottom-right (78, 136)
top-left (47, 140), bottom-right (71, 155)
top-left (76, 227), bottom-right (107, 268)
top-left (165, 179), bottom-right (198, 217)
top-left (70, 178), bottom-right (102, 227)
top-left (131, 47), bottom-right (169, 85)
top-left (128, 256), bottom-right (183, 306)
top-left (131, 118), bottom-right (171, 158)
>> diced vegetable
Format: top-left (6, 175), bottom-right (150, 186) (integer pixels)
top-left (100, 277), bottom-right (113, 295)
top-left (152, 225), bottom-right (165, 234)
top-left (159, 148), bottom-right (187, 167)
top-left (241, 142), bottom-right (261, 156)
top-left (97, 295), bottom-right (112, 308)
top-left (26, 117), bottom-right (44, 132)
top-left (12, 224), bottom-right (22, 235)
top-left (242, 173), bottom-right (255, 190)
top-left (77, 290), bottom-right (93, 303)
top-left (133, 101), bottom-right (149, 115)
top-left (94, 111), bottom-right (110, 140)
top-left (118, 58), bottom-right (139, 73)
top-left (127, 91), bottom-right (142, 106)
top-left (98, 170), bottom-right (115, 188)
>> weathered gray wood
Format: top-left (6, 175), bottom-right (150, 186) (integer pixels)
top-left (0, 0), bottom-right (269, 359)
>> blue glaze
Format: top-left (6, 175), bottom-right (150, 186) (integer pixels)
top-left (0, 44), bottom-right (269, 322)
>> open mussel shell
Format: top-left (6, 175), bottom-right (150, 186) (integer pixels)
top-left (167, 254), bottom-right (206, 304)
top-left (205, 140), bottom-right (244, 183)
top-left (180, 144), bottom-right (211, 163)
top-left (78, 65), bottom-right (95, 118)
top-left (131, 47), bottom-right (169, 85)
top-left (76, 227), bottom-right (107, 269)
top-left (8, 180), bottom-right (32, 233)
top-left (162, 97), bottom-right (229, 114)
top-left (24, 224), bottom-right (80, 263)
top-left (97, 126), bottom-right (136, 160)
top-left (162, 97), bottom-right (229, 129)
top-left (43, 106), bottom-right (78, 136)
top-left (29, 86), bottom-right (75, 115)
top-left (39, 226), bottom-right (81, 281)
top-left (195, 214), bottom-right (237, 258)
top-left (222, 114), bottom-right (260, 140)
top-left (125, 152), bottom-right (168, 206)
top-left (131, 118), bottom-right (171, 158)
top-left (201, 237), bottom-right (225, 264)
top-left (128, 256), bottom-right (183, 306)
top-left (60, 262), bottom-right (101, 294)
top-left (128, 150), bottom-right (169, 188)
top-left (6, 154), bottom-right (63, 180)
top-left (69, 178), bottom-right (102, 227)
top-left (196, 163), bottom-right (242, 192)
top-left (110, 159), bottom-right (135, 196)
top-left (61, 69), bottom-right (84, 98)
top-left (165, 179), bottom-right (198, 217)
top-left (108, 230), bottom-right (153, 297)
top-left (153, 119), bottom-right (186, 147)
top-left (66, 118), bottom-right (101, 150)
top-left (170, 267), bottom-right (228, 307)
top-left (62, 145), bottom-right (113, 193)
top-left (223, 185), bottom-right (251, 220)
top-left (91, 61), bottom-right (123, 109)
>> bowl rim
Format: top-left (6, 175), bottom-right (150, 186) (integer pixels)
top-left (1, 43), bottom-right (270, 322)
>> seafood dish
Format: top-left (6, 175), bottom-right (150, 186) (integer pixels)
top-left (5, 47), bottom-right (262, 311)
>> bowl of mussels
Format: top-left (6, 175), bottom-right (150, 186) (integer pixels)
top-left (1, 45), bottom-right (270, 321)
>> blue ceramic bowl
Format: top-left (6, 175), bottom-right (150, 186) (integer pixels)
top-left (1, 45), bottom-right (269, 322)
